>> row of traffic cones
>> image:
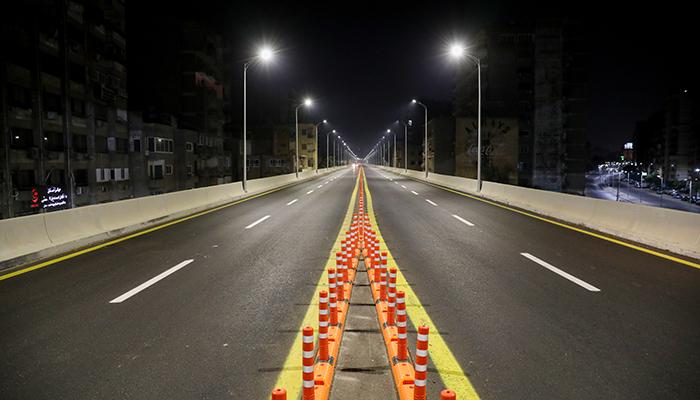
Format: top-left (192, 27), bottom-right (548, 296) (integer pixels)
top-left (270, 168), bottom-right (455, 399)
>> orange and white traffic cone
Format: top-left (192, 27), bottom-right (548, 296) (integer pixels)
top-left (336, 252), bottom-right (345, 302)
top-left (440, 389), bottom-right (456, 400)
top-left (302, 326), bottom-right (315, 400)
top-left (413, 325), bottom-right (430, 400)
top-left (386, 268), bottom-right (397, 325)
top-left (271, 388), bottom-right (287, 400)
top-left (318, 291), bottom-right (329, 361)
top-left (327, 268), bottom-right (338, 326)
top-left (396, 291), bottom-right (407, 360)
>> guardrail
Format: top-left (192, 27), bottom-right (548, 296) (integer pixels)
top-left (378, 166), bottom-right (700, 260)
top-left (0, 167), bottom-right (345, 270)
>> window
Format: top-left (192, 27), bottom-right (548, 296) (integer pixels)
top-left (116, 138), bottom-right (128, 154)
top-left (147, 137), bottom-right (173, 153)
top-left (73, 134), bottom-right (87, 153)
top-left (107, 137), bottom-right (116, 152)
top-left (95, 136), bottom-right (108, 153)
top-left (10, 128), bottom-right (33, 148)
top-left (74, 169), bottom-right (88, 186)
top-left (131, 137), bottom-right (141, 152)
top-left (43, 91), bottom-right (61, 113)
top-left (185, 142), bottom-right (193, 152)
top-left (165, 165), bottom-right (173, 175)
top-left (71, 98), bottom-right (85, 117)
top-left (96, 168), bottom-right (111, 182)
top-left (148, 160), bottom-right (165, 180)
top-left (186, 165), bottom-right (193, 176)
top-left (44, 131), bottom-right (64, 151)
top-left (8, 84), bottom-right (31, 109)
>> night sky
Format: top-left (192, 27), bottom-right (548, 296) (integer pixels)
top-left (129, 1), bottom-right (697, 158)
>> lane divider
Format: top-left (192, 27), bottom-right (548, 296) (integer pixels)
top-left (270, 169), bottom-right (360, 399)
top-left (362, 168), bottom-right (480, 400)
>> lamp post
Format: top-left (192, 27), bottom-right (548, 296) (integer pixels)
top-left (242, 46), bottom-right (275, 192)
top-left (314, 119), bottom-right (327, 173)
top-left (447, 42), bottom-right (482, 191)
top-left (411, 99), bottom-right (428, 178)
top-left (326, 129), bottom-right (336, 169)
top-left (295, 98), bottom-right (313, 178)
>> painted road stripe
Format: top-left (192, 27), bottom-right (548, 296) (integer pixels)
top-left (273, 167), bottom-right (360, 398)
top-left (389, 170), bottom-right (700, 271)
top-left (318, 184), bottom-right (323, 188)
top-left (452, 214), bottom-right (475, 226)
top-left (363, 171), bottom-right (480, 399)
top-left (401, 185), bottom-right (407, 189)
top-left (0, 174), bottom-right (333, 282)
top-left (521, 252), bottom-right (601, 292)
top-left (110, 259), bottom-right (194, 303)
top-left (411, 190), bottom-right (419, 195)
top-left (245, 215), bottom-right (271, 229)
top-left (306, 190), bottom-right (314, 194)
top-left (426, 199), bottom-right (438, 206)
top-left (286, 199), bottom-right (298, 206)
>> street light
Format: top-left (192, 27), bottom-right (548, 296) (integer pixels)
top-left (242, 45), bottom-right (276, 191)
top-left (448, 41), bottom-right (483, 191)
top-left (326, 129), bottom-right (337, 169)
top-left (411, 99), bottom-right (428, 178)
top-left (314, 119), bottom-right (327, 173)
top-left (295, 97), bottom-right (313, 178)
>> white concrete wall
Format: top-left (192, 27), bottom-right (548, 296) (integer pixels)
top-left (378, 166), bottom-right (700, 259)
top-left (0, 167), bottom-right (345, 268)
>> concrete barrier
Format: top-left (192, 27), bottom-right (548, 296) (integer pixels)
top-left (0, 167), bottom-right (344, 270)
top-left (378, 166), bottom-right (700, 259)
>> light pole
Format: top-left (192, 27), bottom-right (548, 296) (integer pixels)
top-left (242, 46), bottom-right (275, 192)
top-left (295, 98), bottom-right (312, 178)
top-left (448, 42), bottom-right (482, 191)
top-left (314, 119), bottom-right (327, 173)
top-left (326, 129), bottom-right (336, 169)
top-left (411, 99), bottom-right (428, 178)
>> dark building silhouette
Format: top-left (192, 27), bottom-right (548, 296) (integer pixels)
top-left (454, 17), bottom-right (589, 195)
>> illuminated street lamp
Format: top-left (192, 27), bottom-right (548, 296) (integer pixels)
top-left (447, 41), bottom-right (482, 191)
top-left (326, 129), bottom-right (337, 169)
top-left (243, 45), bottom-right (275, 191)
top-left (314, 119), bottom-right (327, 173)
top-left (411, 99), bottom-right (428, 177)
top-left (295, 97), bottom-right (313, 178)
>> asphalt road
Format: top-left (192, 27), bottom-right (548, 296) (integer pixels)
top-left (0, 169), bottom-right (355, 400)
top-left (2, 165), bottom-right (699, 399)
top-left (367, 166), bottom-right (700, 399)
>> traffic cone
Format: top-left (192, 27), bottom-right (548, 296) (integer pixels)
top-left (302, 326), bottom-right (315, 400)
top-left (413, 325), bottom-right (430, 400)
top-left (318, 291), bottom-right (329, 361)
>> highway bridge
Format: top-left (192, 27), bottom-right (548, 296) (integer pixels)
top-left (1, 166), bottom-right (699, 399)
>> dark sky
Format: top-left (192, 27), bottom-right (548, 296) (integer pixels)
top-left (131, 1), bottom-right (697, 158)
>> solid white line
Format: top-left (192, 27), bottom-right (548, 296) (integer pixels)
top-left (245, 215), bottom-right (271, 229)
top-left (451, 214), bottom-right (475, 226)
top-left (110, 259), bottom-right (194, 303)
top-left (425, 199), bottom-right (438, 206)
top-left (286, 199), bottom-right (298, 206)
top-left (401, 185), bottom-right (407, 189)
top-left (520, 253), bottom-right (601, 292)
top-left (411, 190), bottom-right (419, 195)
top-left (306, 190), bottom-right (314, 194)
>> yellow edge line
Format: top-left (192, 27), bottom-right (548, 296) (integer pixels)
top-left (395, 171), bottom-right (700, 270)
top-left (0, 175), bottom-right (338, 282)
top-left (271, 170), bottom-right (360, 399)
top-left (363, 170), bottom-right (480, 400)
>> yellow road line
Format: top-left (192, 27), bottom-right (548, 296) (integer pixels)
top-left (393, 170), bottom-right (700, 270)
top-left (362, 171), bottom-right (480, 400)
top-left (271, 170), bottom-right (360, 399)
top-left (0, 174), bottom-right (342, 282)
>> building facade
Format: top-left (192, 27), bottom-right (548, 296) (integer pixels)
top-left (1, 0), bottom-right (129, 219)
top-left (454, 17), bottom-right (589, 194)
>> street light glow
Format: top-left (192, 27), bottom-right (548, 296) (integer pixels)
top-left (258, 46), bottom-right (274, 62)
top-left (323, 119), bottom-right (327, 123)
top-left (304, 98), bottom-right (312, 107)
top-left (448, 42), bottom-right (465, 59)
top-left (411, 99), bottom-right (417, 104)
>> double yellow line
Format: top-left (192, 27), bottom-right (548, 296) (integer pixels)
top-left (271, 169), bottom-right (360, 398)
top-left (362, 171), bottom-right (480, 399)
